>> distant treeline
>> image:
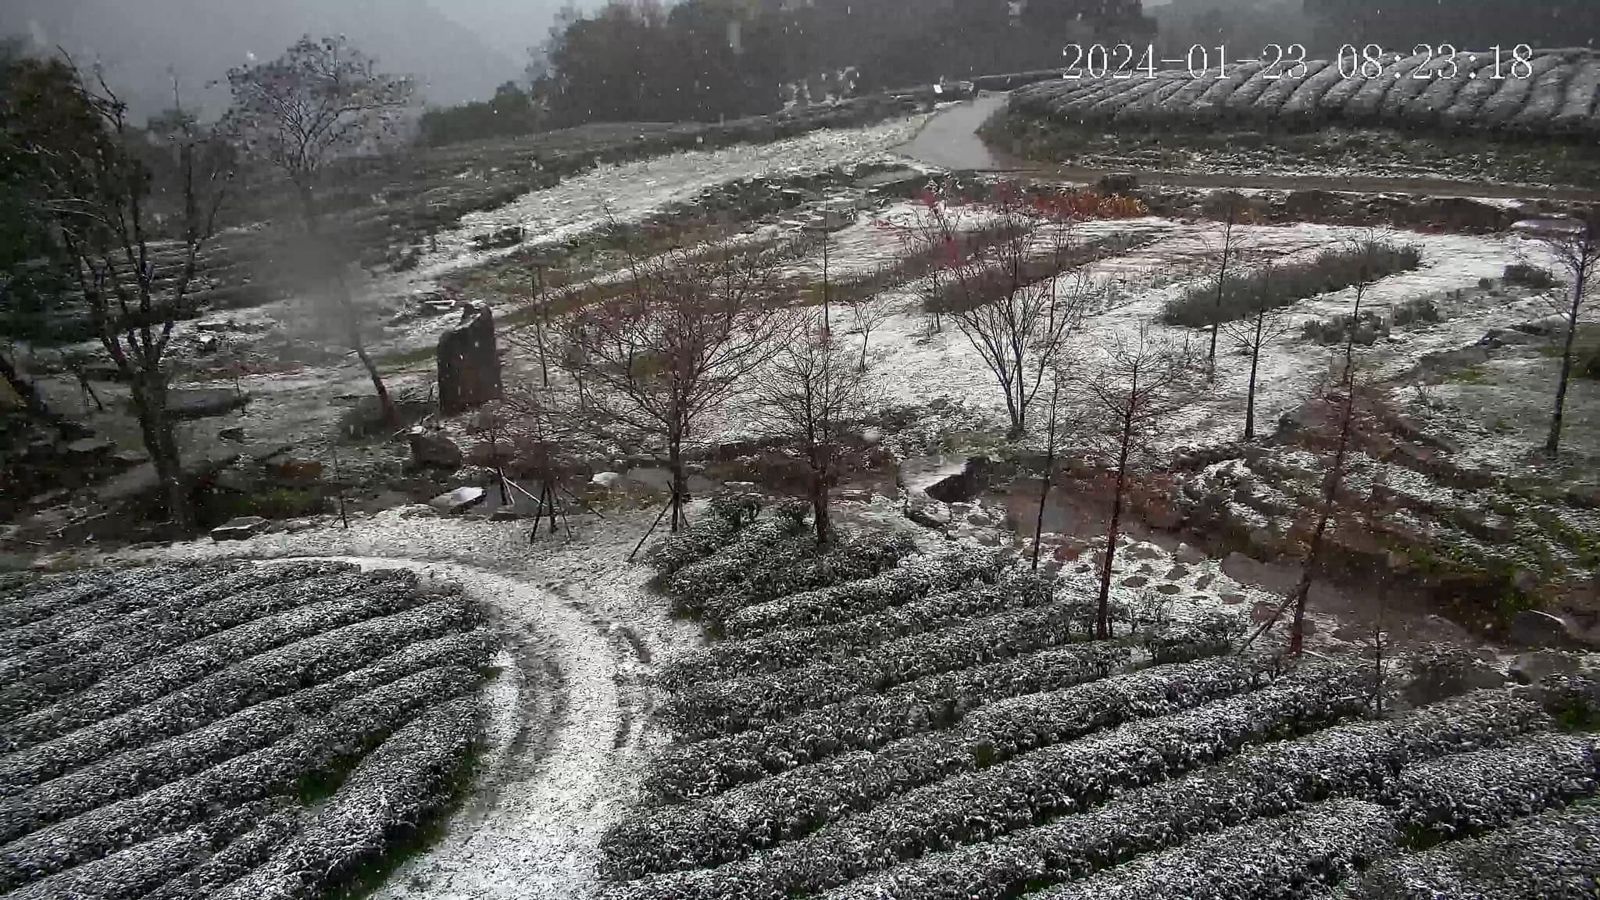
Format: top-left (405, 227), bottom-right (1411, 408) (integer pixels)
top-left (418, 0), bottom-right (1600, 147)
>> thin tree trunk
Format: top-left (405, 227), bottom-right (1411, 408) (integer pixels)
top-left (132, 375), bottom-right (192, 532)
top-left (1244, 311), bottom-right (1263, 441)
top-left (1288, 385), bottom-right (1357, 655)
top-left (668, 431), bottom-right (687, 532)
top-left (1096, 418), bottom-right (1134, 639)
top-left (1545, 275), bottom-right (1584, 456)
top-left (1208, 206), bottom-right (1236, 380)
top-left (1032, 380), bottom-right (1061, 571)
top-left (304, 190), bottom-right (398, 428)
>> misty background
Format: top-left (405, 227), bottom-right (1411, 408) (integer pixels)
top-left (4, 0), bottom-right (584, 116)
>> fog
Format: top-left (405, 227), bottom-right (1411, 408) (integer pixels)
top-left (4, 0), bottom-right (587, 117)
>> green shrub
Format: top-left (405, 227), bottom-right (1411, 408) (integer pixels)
top-left (1162, 241), bottom-right (1422, 328)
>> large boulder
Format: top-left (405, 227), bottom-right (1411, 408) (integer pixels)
top-left (1510, 609), bottom-right (1575, 647)
top-left (408, 427), bottom-right (464, 470)
top-left (437, 303), bottom-right (502, 415)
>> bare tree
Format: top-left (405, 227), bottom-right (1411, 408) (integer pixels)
top-left (1205, 197), bottom-right (1246, 380)
top-left (751, 322), bottom-right (876, 544)
top-left (1081, 326), bottom-right (1202, 638)
top-left (565, 236), bottom-right (803, 531)
top-left (1245, 239), bottom-right (1382, 655)
top-left (844, 287), bottom-right (895, 372)
top-left (7, 57), bottom-right (232, 531)
top-left (224, 35), bottom-right (414, 426)
top-left (1221, 264), bottom-right (1294, 442)
top-left (1514, 215), bottom-right (1597, 456)
top-left (918, 185), bottom-right (1096, 439)
top-left (1031, 367), bottom-right (1066, 571)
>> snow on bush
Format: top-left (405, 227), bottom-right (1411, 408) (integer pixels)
top-left (720, 549), bottom-right (1005, 638)
top-left (1386, 732), bottom-right (1599, 841)
top-left (3, 565), bottom-right (212, 653)
top-left (4, 798), bottom-right (286, 900)
top-left (646, 499), bottom-right (755, 576)
top-left (697, 529), bottom-right (917, 625)
top-left (645, 641), bottom-right (1137, 802)
top-left (1337, 801), bottom-right (1600, 899)
top-left (1, 596), bottom-right (484, 794)
top-left (824, 687), bottom-right (1552, 900)
top-left (656, 574), bottom-right (1056, 690)
top-left (659, 598), bottom-right (1099, 738)
top-left (608, 664), bottom-right (1370, 893)
top-left (140, 807), bottom-right (302, 900)
top-left (0, 563), bottom-right (375, 718)
top-left (3, 571), bottom-right (425, 752)
top-left (211, 697), bottom-right (484, 900)
top-left (1029, 800), bottom-right (1396, 900)
top-left (0, 664), bottom-right (482, 890)
top-left (0, 646), bottom-right (492, 842)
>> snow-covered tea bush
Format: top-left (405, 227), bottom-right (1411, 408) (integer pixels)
top-left (1030, 800), bottom-right (1397, 900)
top-left (0, 563), bottom-right (493, 900)
top-left (720, 548), bottom-right (1006, 637)
top-left (1337, 801), bottom-right (1600, 899)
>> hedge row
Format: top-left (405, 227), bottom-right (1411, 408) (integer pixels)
top-left (212, 696), bottom-right (484, 900)
top-left (1386, 732), bottom-right (1599, 842)
top-left (0, 562), bottom-right (350, 688)
top-left (656, 574), bottom-right (1056, 690)
top-left (660, 598), bottom-right (1098, 739)
top-left (0, 565), bottom-right (390, 718)
top-left (0, 663), bottom-right (482, 891)
top-left (5, 798), bottom-right (286, 900)
top-left (0, 649), bottom-right (493, 843)
top-left (0, 599), bottom-right (485, 794)
top-left (2, 565), bottom-right (212, 652)
top-left (646, 497), bottom-right (760, 575)
top-left (613, 665), bottom-right (1372, 899)
top-left (721, 550), bottom-right (1005, 638)
top-left (604, 659), bottom-right (1356, 883)
top-left (1031, 800), bottom-right (1396, 900)
top-left (824, 688), bottom-right (1554, 900)
top-left (142, 807), bottom-right (302, 900)
top-left (621, 656), bottom-right (1269, 875)
top-left (3, 578), bottom-right (430, 753)
top-left (697, 529), bottom-right (918, 625)
top-left (645, 641), bottom-right (1138, 802)
top-left (660, 514), bottom-right (818, 616)
top-left (1337, 801), bottom-right (1600, 899)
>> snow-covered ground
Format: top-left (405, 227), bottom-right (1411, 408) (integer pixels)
top-left (113, 510), bottom-right (704, 900)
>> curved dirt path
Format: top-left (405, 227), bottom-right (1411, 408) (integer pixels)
top-left (114, 511), bottom-right (702, 899)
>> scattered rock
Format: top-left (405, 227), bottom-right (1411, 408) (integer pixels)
top-left (1220, 593), bottom-right (1248, 606)
top-left (429, 487), bottom-right (486, 515)
top-left (1509, 609), bottom-right (1574, 647)
top-left (590, 472), bottom-right (623, 489)
top-left (1122, 576), bottom-right (1150, 588)
top-left (1125, 542), bottom-right (1163, 560)
top-left (437, 303), bottom-right (503, 415)
top-left (1164, 565), bottom-right (1190, 580)
top-left (907, 500), bottom-right (953, 529)
top-left (1509, 651), bottom-right (1584, 685)
top-left (210, 516), bottom-right (269, 541)
top-left (111, 449), bottom-right (150, 467)
top-left (1156, 583), bottom-right (1182, 596)
top-left (1251, 601), bottom-right (1280, 623)
top-left (1174, 543), bottom-right (1206, 565)
top-left (218, 427), bottom-right (246, 443)
top-left (166, 388), bottom-right (249, 421)
top-left (63, 437), bottom-right (113, 459)
top-left (1194, 574), bottom-right (1214, 590)
top-left (409, 427), bottom-right (464, 470)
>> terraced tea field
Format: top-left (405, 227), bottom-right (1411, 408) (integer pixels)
top-left (601, 503), bottom-right (1600, 900)
top-left (0, 561), bottom-right (492, 900)
top-left (1012, 48), bottom-right (1600, 136)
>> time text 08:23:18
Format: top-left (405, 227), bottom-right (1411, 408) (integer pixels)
top-left (1062, 43), bottom-right (1539, 82)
